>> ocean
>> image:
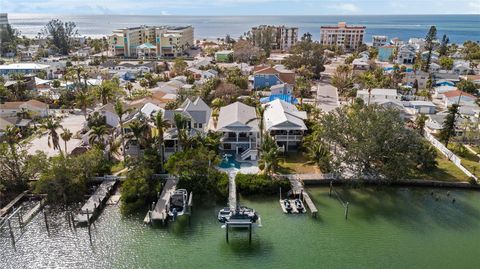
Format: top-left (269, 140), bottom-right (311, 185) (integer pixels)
top-left (8, 14), bottom-right (480, 44)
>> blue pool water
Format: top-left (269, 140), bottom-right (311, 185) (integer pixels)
top-left (219, 155), bottom-right (241, 169)
top-left (384, 67), bottom-right (414, 72)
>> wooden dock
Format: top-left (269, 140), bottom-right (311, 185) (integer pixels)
top-left (286, 176), bottom-right (318, 217)
top-left (228, 174), bottom-right (237, 211)
top-left (145, 177), bottom-right (178, 224)
top-left (74, 180), bottom-right (118, 225)
top-left (0, 191), bottom-right (28, 218)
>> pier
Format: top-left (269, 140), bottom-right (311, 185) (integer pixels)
top-left (284, 175), bottom-right (318, 218)
top-left (74, 179), bottom-right (118, 225)
top-left (144, 176), bottom-right (182, 224)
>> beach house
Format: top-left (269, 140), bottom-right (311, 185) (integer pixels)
top-left (253, 64), bottom-right (295, 89)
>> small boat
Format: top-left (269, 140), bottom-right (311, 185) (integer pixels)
top-left (218, 207), bottom-right (231, 223)
top-left (295, 199), bottom-right (305, 213)
top-left (168, 189), bottom-right (188, 219)
top-left (283, 200), bottom-right (293, 213)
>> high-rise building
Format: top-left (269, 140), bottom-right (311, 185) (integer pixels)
top-left (0, 13), bottom-right (8, 28)
top-left (108, 25), bottom-right (194, 58)
top-left (320, 22), bottom-right (366, 51)
top-left (249, 25), bottom-right (298, 51)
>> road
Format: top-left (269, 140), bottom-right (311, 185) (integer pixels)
top-left (316, 81), bottom-right (339, 113)
top-left (28, 114), bottom-right (86, 157)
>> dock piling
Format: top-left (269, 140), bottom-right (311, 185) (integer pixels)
top-left (43, 209), bottom-right (50, 236)
top-left (7, 219), bottom-right (16, 251)
top-left (329, 181), bottom-right (333, 197)
top-left (225, 223), bottom-right (229, 243)
top-left (345, 202), bottom-right (349, 220)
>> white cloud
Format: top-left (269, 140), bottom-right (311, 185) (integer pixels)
top-left (468, 1), bottom-right (480, 11)
top-left (330, 3), bottom-right (359, 13)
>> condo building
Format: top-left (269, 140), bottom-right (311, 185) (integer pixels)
top-left (109, 25), bottom-right (194, 58)
top-left (0, 13), bottom-right (8, 28)
top-left (320, 22), bottom-right (366, 51)
top-left (372, 35), bottom-right (388, 47)
top-left (249, 25), bottom-right (298, 51)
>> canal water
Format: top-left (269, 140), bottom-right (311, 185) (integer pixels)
top-left (1, 187), bottom-right (480, 269)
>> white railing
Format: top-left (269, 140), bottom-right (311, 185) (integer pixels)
top-left (424, 130), bottom-right (478, 182)
top-left (274, 135), bottom-right (303, 141)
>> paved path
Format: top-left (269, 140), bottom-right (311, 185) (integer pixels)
top-left (317, 81), bottom-right (339, 113)
top-left (28, 114), bottom-right (86, 157)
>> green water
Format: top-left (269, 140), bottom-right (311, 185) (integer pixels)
top-left (2, 187), bottom-right (480, 269)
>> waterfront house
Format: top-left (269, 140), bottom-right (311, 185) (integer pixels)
top-left (214, 50), bottom-right (234, 63)
top-left (253, 64), bottom-right (295, 90)
top-left (215, 101), bottom-right (259, 160)
top-left (160, 97), bottom-right (211, 157)
top-left (264, 99), bottom-right (307, 151)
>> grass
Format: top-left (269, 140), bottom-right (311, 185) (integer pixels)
top-left (448, 143), bottom-right (480, 179)
top-left (411, 148), bottom-right (471, 182)
top-left (111, 161), bottom-right (125, 174)
top-left (278, 151), bottom-right (319, 174)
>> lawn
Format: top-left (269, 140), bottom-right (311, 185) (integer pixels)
top-left (411, 148), bottom-right (471, 182)
top-left (278, 151), bottom-right (319, 174)
top-left (448, 143), bottom-right (480, 179)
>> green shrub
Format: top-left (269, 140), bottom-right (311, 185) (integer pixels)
top-left (235, 173), bottom-right (290, 195)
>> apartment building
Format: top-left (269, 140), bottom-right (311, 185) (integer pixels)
top-left (372, 35), bottom-right (388, 47)
top-left (320, 22), bottom-right (366, 51)
top-left (249, 25), bottom-right (298, 51)
top-left (0, 13), bottom-right (8, 28)
top-left (108, 25), bottom-right (194, 58)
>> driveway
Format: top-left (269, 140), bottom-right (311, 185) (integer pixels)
top-left (28, 114), bottom-right (86, 157)
top-left (317, 81), bottom-right (339, 113)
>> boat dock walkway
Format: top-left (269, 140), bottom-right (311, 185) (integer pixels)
top-left (228, 175), bottom-right (237, 211)
top-left (283, 174), bottom-right (319, 217)
top-left (145, 177), bottom-right (178, 224)
top-left (74, 180), bottom-right (118, 225)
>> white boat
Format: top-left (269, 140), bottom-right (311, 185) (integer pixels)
top-left (168, 189), bottom-right (188, 220)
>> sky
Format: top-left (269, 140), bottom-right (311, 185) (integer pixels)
top-left (1, 0), bottom-right (480, 15)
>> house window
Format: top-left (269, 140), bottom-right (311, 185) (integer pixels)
top-left (198, 123), bottom-right (202, 128)
top-left (193, 123), bottom-right (198, 128)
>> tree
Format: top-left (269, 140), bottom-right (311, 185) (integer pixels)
top-left (173, 113), bottom-right (189, 149)
top-left (172, 58), bottom-right (187, 75)
top-left (41, 117), bottom-right (62, 152)
top-left (294, 76), bottom-right (311, 105)
top-left (319, 103), bottom-right (437, 180)
top-left (457, 79), bottom-right (479, 94)
top-left (153, 110), bottom-right (170, 171)
top-left (43, 19), bottom-right (78, 55)
top-left (114, 99), bottom-right (128, 159)
top-left (233, 40), bottom-right (263, 64)
top-left (89, 125), bottom-right (109, 148)
top-left (259, 134), bottom-right (281, 176)
top-left (284, 40), bottom-right (326, 79)
top-left (75, 89), bottom-right (94, 118)
top-left (331, 64), bottom-right (354, 98)
top-left (438, 34), bottom-right (450, 56)
top-left (128, 119), bottom-right (148, 155)
top-left (305, 141), bottom-right (332, 173)
top-left (423, 26), bottom-right (437, 72)
top-left (439, 56), bottom-right (454, 70)
top-left (415, 114), bottom-right (428, 136)
top-left (60, 128), bottom-right (73, 155)
top-left (439, 104), bottom-right (459, 148)
top-left (94, 79), bottom-right (122, 105)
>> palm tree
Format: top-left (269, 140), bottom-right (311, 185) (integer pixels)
top-left (415, 114), bottom-right (428, 136)
top-left (94, 79), bottom-right (121, 105)
top-left (153, 110), bottom-right (169, 170)
top-left (75, 89), bottom-right (93, 119)
top-left (4, 126), bottom-right (22, 180)
top-left (358, 72), bottom-right (378, 106)
top-left (60, 128), bottom-right (73, 155)
top-left (125, 82), bottom-right (133, 97)
top-left (173, 113), bottom-right (189, 149)
top-left (332, 64), bottom-right (354, 98)
top-left (89, 125), bottom-right (109, 148)
top-left (128, 119), bottom-right (148, 156)
top-left (247, 104), bottom-right (268, 146)
top-left (259, 134), bottom-right (281, 176)
top-left (305, 142), bottom-right (332, 173)
top-left (41, 117), bottom-right (61, 152)
top-left (114, 99), bottom-right (129, 159)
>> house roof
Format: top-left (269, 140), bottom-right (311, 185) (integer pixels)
top-left (264, 99), bottom-right (307, 131)
top-left (24, 100), bottom-right (49, 109)
top-left (0, 63), bottom-right (49, 70)
top-left (408, 101), bottom-right (436, 107)
top-left (443, 90), bottom-right (476, 99)
top-left (98, 103), bottom-right (116, 114)
top-left (216, 101), bottom-right (259, 132)
top-left (0, 117), bottom-right (14, 131)
top-left (1, 101), bottom-right (24, 109)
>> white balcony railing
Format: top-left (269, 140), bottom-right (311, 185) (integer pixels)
top-left (274, 135), bottom-right (303, 141)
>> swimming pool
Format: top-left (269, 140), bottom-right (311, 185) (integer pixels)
top-left (384, 67), bottom-right (414, 72)
top-left (218, 154), bottom-right (241, 169)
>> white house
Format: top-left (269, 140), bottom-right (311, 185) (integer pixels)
top-left (215, 101), bottom-right (259, 160)
top-left (264, 99), bottom-right (307, 151)
top-left (356, 88), bottom-right (400, 104)
top-left (396, 45), bottom-right (416, 64)
top-left (97, 103), bottom-right (120, 127)
top-left (442, 90), bottom-right (477, 107)
top-left (405, 101), bottom-right (437, 114)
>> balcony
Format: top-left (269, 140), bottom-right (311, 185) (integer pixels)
top-left (275, 135), bottom-right (303, 141)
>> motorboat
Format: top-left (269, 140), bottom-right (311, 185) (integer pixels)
top-left (283, 200), bottom-right (293, 213)
top-left (168, 189), bottom-right (188, 219)
top-left (294, 199), bottom-right (305, 213)
top-left (218, 207), bottom-right (231, 223)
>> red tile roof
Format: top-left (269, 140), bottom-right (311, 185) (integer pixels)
top-left (443, 90), bottom-right (476, 99)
